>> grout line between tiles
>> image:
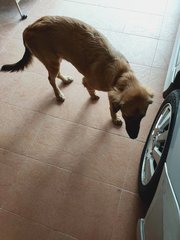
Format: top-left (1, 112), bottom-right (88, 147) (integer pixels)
top-left (94, 27), bottom-right (167, 41)
top-left (150, 0), bottom-right (169, 68)
top-left (64, 0), bottom-right (165, 17)
top-left (0, 146), bottom-right (125, 191)
top-left (109, 187), bottom-right (140, 240)
top-left (12, 23), bottom-right (170, 42)
top-left (0, 207), bottom-right (79, 240)
top-left (0, 99), bottom-right (132, 139)
top-left (109, 187), bottom-right (124, 240)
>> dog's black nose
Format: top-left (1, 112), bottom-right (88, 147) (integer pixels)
top-left (124, 118), bottom-right (141, 139)
top-left (127, 129), bottom-right (139, 139)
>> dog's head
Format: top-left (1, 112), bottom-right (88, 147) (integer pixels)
top-left (110, 72), bottom-right (153, 139)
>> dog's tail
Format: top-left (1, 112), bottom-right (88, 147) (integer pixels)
top-left (1, 46), bottom-right (33, 72)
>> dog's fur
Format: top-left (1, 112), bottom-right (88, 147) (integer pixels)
top-left (1, 16), bottom-right (153, 139)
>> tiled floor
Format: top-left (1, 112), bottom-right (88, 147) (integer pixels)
top-left (0, 0), bottom-right (180, 239)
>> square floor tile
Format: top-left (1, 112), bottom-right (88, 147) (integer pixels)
top-left (124, 12), bottom-right (163, 38)
top-left (2, 158), bottom-right (120, 240)
top-left (114, 34), bottom-right (158, 66)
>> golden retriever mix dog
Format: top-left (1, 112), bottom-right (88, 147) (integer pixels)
top-left (1, 16), bottom-right (153, 139)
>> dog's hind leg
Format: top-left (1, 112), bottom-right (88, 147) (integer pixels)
top-left (82, 77), bottom-right (99, 100)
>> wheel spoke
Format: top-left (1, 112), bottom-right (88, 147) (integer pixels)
top-left (152, 146), bottom-right (161, 164)
top-left (157, 109), bottom-right (171, 131)
top-left (143, 155), bottom-right (155, 184)
top-left (149, 156), bottom-right (155, 177)
top-left (156, 130), bottom-right (168, 142)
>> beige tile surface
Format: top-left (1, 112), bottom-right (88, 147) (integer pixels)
top-left (0, 0), bottom-right (180, 239)
top-left (115, 34), bottom-right (158, 66)
top-left (111, 191), bottom-right (145, 240)
top-left (124, 12), bottom-right (163, 38)
top-left (71, 0), bottom-right (167, 15)
top-left (0, 102), bottom-right (44, 154)
top-left (0, 208), bottom-right (78, 240)
top-left (123, 141), bottom-right (144, 193)
top-left (0, 72), bottom-right (21, 103)
top-left (153, 40), bottom-right (174, 68)
top-left (160, 16), bottom-right (180, 41)
top-left (25, 114), bottom-right (132, 187)
top-left (1, 158), bottom-right (120, 240)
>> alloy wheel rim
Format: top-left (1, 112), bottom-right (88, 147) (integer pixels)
top-left (141, 103), bottom-right (172, 185)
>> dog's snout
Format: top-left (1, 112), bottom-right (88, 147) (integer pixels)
top-left (126, 126), bottom-right (140, 139)
top-left (124, 116), bottom-right (141, 139)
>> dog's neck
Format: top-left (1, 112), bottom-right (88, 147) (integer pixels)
top-left (111, 57), bottom-right (133, 87)
top-left (113, 70), bottom-right (140, 92)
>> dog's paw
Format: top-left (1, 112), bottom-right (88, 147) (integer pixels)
top-left (91, 95), bottom-right (100, 100)
top-left (62, 76), bottom-right (74, 84)
top-left (57, 73), bottom-right (74, 84)
top-left (112, 118), bottom-right (123, 126)
top-left (56, 94), bottom-right (65, 102)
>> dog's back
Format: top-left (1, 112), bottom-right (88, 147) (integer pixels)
top-left (23, 16), bottom-right (117, 75)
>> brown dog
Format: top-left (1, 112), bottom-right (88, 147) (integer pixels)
top-left (1, 16), bottom-right (153, 139)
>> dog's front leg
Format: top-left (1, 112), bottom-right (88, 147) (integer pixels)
top-left (109, 105), bottom-right (123, 126)
top-left (108, 93), bottom-right (122, 126)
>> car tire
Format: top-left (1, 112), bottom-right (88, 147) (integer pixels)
top-left (138, 90), bottom-right (180, 205)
